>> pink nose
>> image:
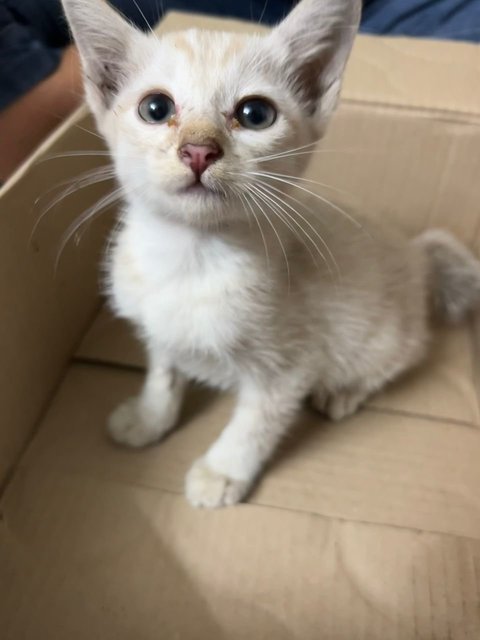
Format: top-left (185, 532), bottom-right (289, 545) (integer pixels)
top-left (178, 142), bottom-right (222, 177)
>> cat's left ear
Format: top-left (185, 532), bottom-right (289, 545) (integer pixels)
top-left (62, 0), bottom-right (146, 113)
top-left (267, 0), bottom-right (361, 132)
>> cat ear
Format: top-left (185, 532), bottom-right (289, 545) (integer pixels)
top-left (268, 0), bottom-right (361, 132)
top-left (62, 0), bottom-right (145, 111)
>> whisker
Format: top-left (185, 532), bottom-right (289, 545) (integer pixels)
top-left (36, 149), bottom-right (149, 167)
top-left (243, 171), bottom-right (366, 233)
top-left (36, 150), bottom-right (114, 163)
top-left (249, 140), bottom-right (321, 164)
top-left (247, 188), bottom-right (291, 290)
top-left (254, 178), bottom-right (332, 232)
top-left (227, 181), bottom-right (251, 225)
top-left (255, 147), bottom-right (369, 164)
top-left (31, 165), bottom-right (116, 242)
top-left (33, 164), bottom-right (115, 206)
top-left (251, 169), bottom-right (349, 195)
top-left (251, 182), bottom-right (337, 279)
top-left (131, 0), bottom-right (158, 40)
top-left (72, 123), bottom-right (104, 140)
top-left (258, 0), bottom-right (269, 24)
top-left (237, 188), bottom-right (270, 269)
top-left (252, 181), bottom-right (340, 281)
top-left (248, 182), bottom-right (321, 272)
top-left (55, 186), bottom-right (124, 273)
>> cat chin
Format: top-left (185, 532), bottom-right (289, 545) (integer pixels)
top-left (167, 187), bottom-right (228, 210)
top-left (134, 188), bottom-right (242, 229)
top-left (178, 183), bottom-right (225, 199)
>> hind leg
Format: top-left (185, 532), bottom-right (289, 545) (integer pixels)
top-left (312, 385), bottom-right (372, 421)
top-left (312, 343), bottom-right (426, 422)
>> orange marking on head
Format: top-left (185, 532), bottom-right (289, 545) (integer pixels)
top-left (222, 35), bottom-right (248, 62)
top-left (172, 34), bottom-right (195, 61)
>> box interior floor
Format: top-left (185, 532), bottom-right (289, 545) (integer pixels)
top-left (1, 13), bottom-right (480, 640)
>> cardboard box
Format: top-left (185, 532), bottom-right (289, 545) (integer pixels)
top-left (1, 12), bottom-right (480, 639)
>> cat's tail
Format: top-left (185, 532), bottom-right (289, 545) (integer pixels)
top-left (414, 229), bottom-right (480, 323)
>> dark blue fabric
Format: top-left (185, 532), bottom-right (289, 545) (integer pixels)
top-left (0, 0), bottom-right (63, 110)
top-left (362, 0), bottom-right (480, 42)
top-left (112, 0), bottom-right (293, 26)
top-left (1, 0), bottom-right (479, 111)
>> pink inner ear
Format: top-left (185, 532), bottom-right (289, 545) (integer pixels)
top-left (267, 0), bottom-right (361, 121)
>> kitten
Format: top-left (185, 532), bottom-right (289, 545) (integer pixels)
top-left (63, 0), bottom-right (480, 508)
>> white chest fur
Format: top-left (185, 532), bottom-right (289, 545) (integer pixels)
top-left (108, 211), bottom-right (268, 383)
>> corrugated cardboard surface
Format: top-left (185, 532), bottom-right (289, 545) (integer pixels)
top-left (4, 467), bottom-right (479, 640)
top-left (0, 110), bottom-right (111, 485)
top-left (1, 11), bottom-right (480, 640)
top-left (2, 364), bottom-right (480, 638)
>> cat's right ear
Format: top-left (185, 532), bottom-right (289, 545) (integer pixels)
top-left (267, 0), bottom-right (361, 134)
top-left (62, 0), bottom-right (145, 112)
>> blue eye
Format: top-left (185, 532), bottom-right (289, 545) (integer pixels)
top-left (138, 93), bottom-right (175, 123)
top-left (235, 98), bottom-right (277, 130)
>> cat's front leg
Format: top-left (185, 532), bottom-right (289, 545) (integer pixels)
top-left (108, 348), bottom-right (185, 448)
top-left (186, 376), bottom-right (306, 508)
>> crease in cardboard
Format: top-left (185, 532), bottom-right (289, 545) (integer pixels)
top-left (342, 97), bottom-right (480, 124)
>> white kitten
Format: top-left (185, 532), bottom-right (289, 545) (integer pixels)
top-left (63, 0), bottom-right (480, 508)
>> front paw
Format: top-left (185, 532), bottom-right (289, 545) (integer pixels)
top-left (107, 397), bottom-right (169, 448)
top-left (185, 458), bottom-right (250, 508)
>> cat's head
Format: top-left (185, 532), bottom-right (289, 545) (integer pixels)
top-left (62, 0), bottom-right (360, 227)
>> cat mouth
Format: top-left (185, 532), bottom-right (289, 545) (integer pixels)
top-left (180, 181), bottom-right (222, 197)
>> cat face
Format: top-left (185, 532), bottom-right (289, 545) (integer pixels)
top-left (101, 30), bottom-right (315, 226)
top-left (62, 0), bottom-right (360, 228)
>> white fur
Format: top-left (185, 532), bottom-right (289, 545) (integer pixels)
top-left (63, 0), bottom-right (480, 508)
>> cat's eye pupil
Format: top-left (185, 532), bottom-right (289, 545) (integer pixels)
top-left (148, 99), bottom-right (167, 119)
top-left (138, 93), bottom-right (175, 124)
top-left (243, 104), bottom-right (264, 126)
top-left (236, 98), bottom-right (277, 130)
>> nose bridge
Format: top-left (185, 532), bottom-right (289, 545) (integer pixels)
top-left (178, 118), bottom-right (226, 149)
